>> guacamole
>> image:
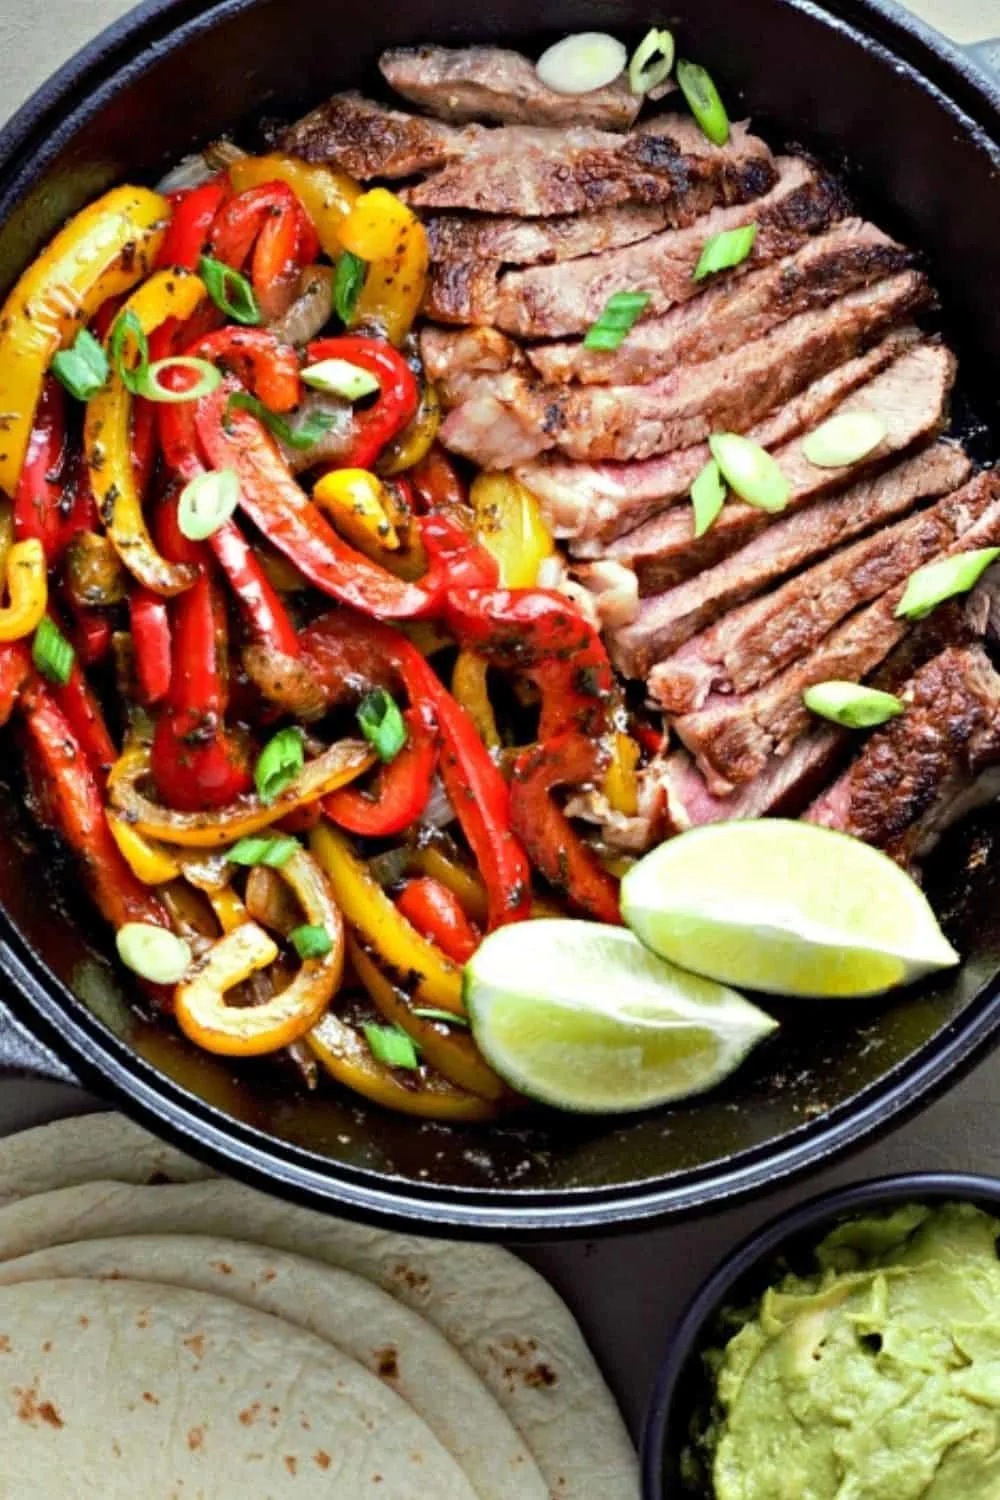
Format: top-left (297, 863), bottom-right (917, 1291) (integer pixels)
top-left (709, 1202), bottom-right (1000, 1499)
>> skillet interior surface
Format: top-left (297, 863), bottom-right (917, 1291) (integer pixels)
top-left (0, 0), bottom-right (998, 1233)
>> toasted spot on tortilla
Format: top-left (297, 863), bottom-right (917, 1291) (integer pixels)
top-left (184, 1333), bottom-right (206, 1360)
top-left (315, 1451), bottom-right (331, 1470)
top-left (187, 1425), bottom-right (204, 1451)
top-left (374, 1345), bottom-right (399, 1380)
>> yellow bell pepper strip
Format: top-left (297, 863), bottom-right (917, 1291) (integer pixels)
top-left (378, 380), bottom-right (441, 476)
top-left (0, 185), bottom-right (168, 497)
top-left (306, 1009), bottom-right (497, 1122)
top-left (351, 197), bottom-right (429, 347)
top-left (310, 820), bottom-right (464, 1014)
top-left (0, 498), bottom-right (15, 578)
top-left (176, 847), bottom-right (344, 1056)
top-left (84, 268), bottom-right (206, 596)
top-left (106, 811), bottom-right (181, 886)
top-left (227, 154), bottom-right (360, 261)
top-left (207, 885), bottom-right (251, 934)
top-left (348, 937), bottom-right (507, 1102)
top-left (108, 736), bottom-right (375, 848)
top-left (410, 842), bottom-right (490, 926)
top-left (312, 468), bottom-right (400, 553)
top-left (0, 539), bottom-right (46, 640)
top-left (451, 651), bottom-right (501, 750)
top-left (338, 188), bottom-right (413, 261)
top-left (602, 731), bottom-right (641, 817)
top-left (471, 472), bottom-right (554, 587)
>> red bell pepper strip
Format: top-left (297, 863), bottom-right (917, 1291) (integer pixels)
top-left (51, 657), bottom-right (118, 782)
top-left (208, 182), bottom-right (319, 275)
top-left (156, 179), bottom-right (228, 271)
top-left (324, 701), bottom-right (437, 837)
top-left (409, 446), bottom-right (469, 519)
top-left (396, 876), bottom-right (481, 965)
top-left (70, 606), bottom-right (113, 667)
top-left (206, 520), bottom-right (302, 658)
top-left (90, 293), bottom-right (126, 343)
top-left (511, 733), bottom-right (622, 925)
top-left (130, 586), bottom-right (173, 706)
top-left (418, 513), bottom-right (499, 606)
top-left (306, 336), bottom-right (419, 470)
top-left (0, 642), bottom-right (31, 726)
top-left (14, 376), bottom-right (67, 554)
top-left (185, 326), bottom-right (301, 413)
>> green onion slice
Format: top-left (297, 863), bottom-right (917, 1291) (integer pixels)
top-left (803, 680), bottom-right (905, 730)
top-left (628, 27), bottom-right (675, 95)
top-left (32, 616), bottom-right (75, 686)
top-left (676, 59), bottom-right (730, 146)
top-left (225, 834), bottom-right (300, 869)
top-left (691, 458), bottom-right (727, 538)
top-left (334, 250), bottom-right (366, 325)
top-left (140, 357), bottom-right (222, 404)
top-left (362, 1022), bottom-right (421, 1070)
top-left (289, 923), bottom-right (333, 960)
top-left (357, 689), bottom-right (407, 763)
top-left (536, 33), bottom-right (627, 95)
top-left (225, 391), bottom-right (335, 451)
top-left (895, 547), bottom-right (1000, 622)
top-left (802, 412), bottom-right (888, 469)
top-left (583, 290), bottom-right (651, 352)
top-left (709, 433), bottom-right (790, 513)
top-left (178, 467), bottom-right (240, 541)
top-left (412, 1007), bottom-right (471, 1029)
top-left (301, 358), bottom-right (381, 401)
top-left (110, 310), bottom-right (150, 396)
top-left (255, 726), bottom-right (305, 804)
top-left (51, 329), bottom-right (109, 401)
top-left (198, 254), bottom-right (262, 326)
top-left (116, 922), bottom-right (192, 985)
top-left (693, 224), bottom-right (758, 282)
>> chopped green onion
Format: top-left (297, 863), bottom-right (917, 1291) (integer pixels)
top-left (803, 681), bottom-right (905, 730)
top-left (895, 547), bottom-right (1000, 622)
top-left (116, 922), bottom-right (192, 985)
top-left (709, 433), bottom-right (790, 513)
top-left (289, 923), bottom-right (333, 960)
top-left (691, 459), bottom-right (727, 538)
top-left (140, 356), bottom-right (222, 404)
top-left (536, 32), bottom-right (627, 95)
top-left (583, 291), bottom-right (651, 352)
top-left (802, 412), bottom-right (888, 469)
top-left (198, 253), bottom-right (262, 325)
top-left (50, 329), bottom-right (108, 401)
top-left (255, 726), bottom-right (304, 804)
top-left (362, 1022), bottom-right (421, 1070)
top-left (226, 391), bottom-right (335, 451)
top-left (628, 27), bottom-right (675, 95)
top-left (412, 1007), bottom-right (471, 1029)
top-left (357, 689), bottom-right (407, 763)
top-left (334, 250), bottom-right (366, 325)
top-left (226, 834), bottom-right (299, 868)
top-left (676, 59), bottom-right (730, 146)
top-left (178, 467), bottom-right (240, 541)
top-left (693, 224), bottom-right (758, 282)
top-left (301, 358), bottom-right (381, 401)
top-left (31, 616), bottom-right (75, 686)
top-left (110, 310), bottom-right (150, 396)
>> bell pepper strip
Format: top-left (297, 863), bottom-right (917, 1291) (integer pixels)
top-left (410, 842), bottom-right (489, 927)
top-left (176, 847), bottom-right (343, 1056)
top-left (338, 188), bottom-right (414, 262)
top-left (13, 376), bottom-right (67, 554)
top-left (51, 654), bottom-right (118, 779)
top-left (227, 154), bottom-right (360, 261)
top-left (84, 268), bottom-right (207, 595)
top-left (206, 884), bottom-right (251, 934)
top-left (603, 731), bottom-right (641, 816)
top-left (208, 181), bottom-right (320, 280)
top-left (451, 651), bottom-right (500, 750)
top-left (129, 586), bottom-right (172, 705)
top-left (409, 445), bottom-right (471, 521)
top-left (417, 513), bottom-right (499, 605)
top-left (395, 876), bottom-right (481, 965)
top-left (0, 539), bottom-right (47, 640)
top-left (185, 326), bottom-right (301, 412)
top-left (107, 811), bottom-right (181, 885)
top-left (350, 198), bottom-right (429, 347)
top-left (109, 735), bottom-right (374, 848)
top-left (312, 467), bottom-right (400, 553)
top-left (206, 520), bottom-right (302, 657)
top-left (306, 337), bottom-right (419, 471)
top-left (252, 206), bottom-right (309, 323)
top-left (0, 641), bottom-right (31, 725)
top-left (378, 380), bottom-right (441, 476)
top-left (0, 186), bottom-right (168, 497)
top-left (68, 605), bottom-right (113, 666)
top-left (324, 701), bottom-right (437, 837)
top-left (511, 733), bottom-right (622, 925)
top-left (471, 472), bottom-right (554, 587)
top-left (156, 179), bottom-right (228, 271)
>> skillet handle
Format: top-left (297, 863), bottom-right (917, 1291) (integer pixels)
top-left (0, 997), bottom-right (80, 1084)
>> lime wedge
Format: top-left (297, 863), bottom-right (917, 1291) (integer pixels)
top-left (621, 820), bottom-right (960, 999)
top-left (464, 921), bottom-right (777, 1113)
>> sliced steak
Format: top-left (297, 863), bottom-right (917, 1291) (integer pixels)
top-left (528, 219), bottom-right (916, 386)
top-left (521, 327), bottom-right (920, 543)
top-left (593, 341), bottom-right (956, 593)
top-left (420, 325), bottom-right (525, 405)
top-left (661, 733), bottom-right (847, 832)
top-left (379, 44), bottom-right (642, 129)
top-left (279, 92), bottom-right (466, 177)
top-left (635, 443), bottom-right (974, 697)
top-left (424, 205), bottom-right (671, 268)
top-left (804, 645), bottom-right (1000, 867)
top-left (424, 155), bottom-right (838, 326)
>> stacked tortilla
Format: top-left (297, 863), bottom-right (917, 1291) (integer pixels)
top-left (0, 1114), bottom-right (638, 1497)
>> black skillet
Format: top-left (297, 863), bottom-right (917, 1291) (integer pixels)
top-left (0, 0), bottom-right (997, 1237)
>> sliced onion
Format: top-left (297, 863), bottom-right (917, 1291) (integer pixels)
top-left (269, 265), bottom-right (334, 345)
top-left (302, 358), bottom-right (381, 401)
top-left (802, 412), bottom-right (888, 469)
top-left (178, 468), bottom-right (240, 541)
top-left (536, 33), bottom-right (627, 96)
top-left (629, 28), bottom-right (675, 95)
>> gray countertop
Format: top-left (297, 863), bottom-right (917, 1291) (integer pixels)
top-left (0, 0), bottom-right (998, 1450)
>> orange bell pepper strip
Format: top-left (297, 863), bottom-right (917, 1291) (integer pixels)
top-left (227, 154), bottom-right (360, 261)
top-left (0, 185), bottom-right (168, 497)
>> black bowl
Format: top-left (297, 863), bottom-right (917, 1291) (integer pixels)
top-left (0, 0), bottom-right (998, 1234)
top-left (641, 1171), bottom-right (1000, 1497)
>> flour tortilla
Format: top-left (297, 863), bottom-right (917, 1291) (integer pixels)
top-left (0, 1234), bottom-right (547, 1500)
top-left (0, 1113), bottom-right (211, 1200)
top-left (0, 1277), bottom-right (478, 1497)
top-left (0, 1115), bottom-right (639, 1500)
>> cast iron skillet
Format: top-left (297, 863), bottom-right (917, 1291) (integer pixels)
top-left (0, 0), bottom-right (997, 1236)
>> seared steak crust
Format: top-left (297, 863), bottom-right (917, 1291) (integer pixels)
top-left (424, 205), bottom-right (671, 268)
top-left (279, 92), bottom-right (466, 177)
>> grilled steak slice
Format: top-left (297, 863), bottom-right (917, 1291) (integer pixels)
top-left (528, 219), bottom-right (916, 386)
top-left (638, 444), bottom-right (975, 699)
top-left (279, 92), bottom-right (467, 177)
top-left (662, 733), bottom-right (847, 832)
top-left (805, 645), bottom-right (1000, 866)
top-left (420, 325), bottom-right (525, 405)
top-left (594, 341), bottom-right (956, 592)
top-left (675, 476), bottom-right (1000, 795)
top-left (615, 443), bottom-right (969, 683)
top-left (521, 327), bottom-right (920, 543)
top-left (379, 44), bottom-right (643, 129)
top-left (424, 205), bottom-right (670, 268)
top-left (423, 154), bottom-right (831, 325)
